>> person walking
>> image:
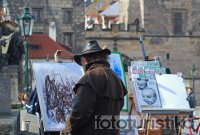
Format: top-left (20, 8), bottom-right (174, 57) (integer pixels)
top-left (62, 40), bottom-right (127, 135)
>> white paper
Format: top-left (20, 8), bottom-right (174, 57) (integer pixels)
top-left (155, 74), bottom-right (190, 109)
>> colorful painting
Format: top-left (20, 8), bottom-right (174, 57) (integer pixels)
top-left (32, 62), bottom-right (84, 131)
top-left (109, 52), bottom-right (128, 112)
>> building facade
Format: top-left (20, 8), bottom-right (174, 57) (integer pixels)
top-left (87, 0), bottom-right (200, 105)
top-left (7, 0), bottom-right (85, 53)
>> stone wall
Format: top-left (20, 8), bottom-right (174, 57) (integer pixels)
top-left (0, 75), bottom-right (11, 114)
top-left (86, 23), bottom-right (200, 105)
top-left (0, 110), bottom-right (20, 135)
top-left (117, 0), bottom-right (200, 105)
top-left (2, 66), bottom-right (20, 106)
top-left (7, 0), bottom-right (85, 53)
top-left (120, 0), bottom-right (200, 35)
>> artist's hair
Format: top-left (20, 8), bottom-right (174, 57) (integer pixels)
top-left (83, 52), bottom-right (109, 63)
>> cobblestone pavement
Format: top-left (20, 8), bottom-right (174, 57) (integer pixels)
top-left (20, 108), bottom-right (39, 135)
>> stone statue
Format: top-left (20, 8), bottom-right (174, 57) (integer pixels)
top-left (0, 21), bottom-right (24, 67)
top-left (133, 18), bottom-right (140, 31)
top-left (7, 30), bottom-right (24, 65)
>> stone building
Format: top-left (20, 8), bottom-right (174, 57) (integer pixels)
top-left (7, 0), bottom-right (85, 53)
top-left (86, 0), bottom-right (200, 105)
top-left (0, 0), bottom-right (86, 108)
top-left (86, 0), bottom-right (116, 15)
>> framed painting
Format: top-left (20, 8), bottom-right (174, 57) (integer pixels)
top-left (109, 52), bottom-right (128, 112)
top-left (32, 62), bottom-right (84, 131)
top-left (133, 78), bottom-right (162, 112)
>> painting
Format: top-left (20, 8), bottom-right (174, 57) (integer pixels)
top-left (109, 52), bottom-right (128, 112)
top-left (130, 61), bottom-right (163, 112)
top-left (32, 62), bottom-right (84, 131)
top-left (130, 60), bottom-right (191, 113)
top-left (133, 78), bottom-right (162, 112)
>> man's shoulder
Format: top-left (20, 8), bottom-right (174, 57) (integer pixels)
top-left (87, 66), bottom-right (108, 74)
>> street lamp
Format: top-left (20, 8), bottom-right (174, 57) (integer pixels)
top-left (136, 28), bottom-right (147, 61)
top-left (113, 39), bottom-right (118, 51)
top-left (18, 5), bottom-right (34, 93)
top-left (190, 64), bottom-right (197, 106)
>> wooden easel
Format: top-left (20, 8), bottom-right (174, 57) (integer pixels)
top-left (142, 110), bottom-right (190, 135)
top-left (136, 32), bottom-right (192, 135)
top-left (178, 115), bottom-right (184, 135)
top-left (145, 113), bottom-right (151, 135)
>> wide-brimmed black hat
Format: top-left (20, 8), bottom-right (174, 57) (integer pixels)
top-left (74, 40), bottom-right (111, 65)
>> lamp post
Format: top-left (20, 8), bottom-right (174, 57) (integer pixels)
top-left (113, 39), bottom-right (118, 51)
top-left (137, 28), bottom-right (147, 61)
top-left (191, 64), bottom-right (197, 106)
top-left (18, 5), bottom-right (34, 93)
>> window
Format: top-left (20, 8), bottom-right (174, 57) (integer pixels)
top-left (172, 9), bottom-right (186, 35)
top-left (174, 12), bottom-right (182, 34)
top-left (63, 9), bottom-right (72, 24)
top-left (32, 8), bottom-right (42, 23)
top-left (63, 33), bottom-right (73, 47)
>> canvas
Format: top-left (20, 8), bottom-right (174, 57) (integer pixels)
top-left (155, 74), bottom-right (190, 110)
top-left (32, 62), bottom-right (84, 131)
top-left (109, 52), bottom-right (128, 112)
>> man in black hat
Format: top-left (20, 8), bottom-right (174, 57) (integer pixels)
top-left (63, 40), bottom-right (127, 135)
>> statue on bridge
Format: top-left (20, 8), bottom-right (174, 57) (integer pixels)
top-left (0, 20), bottom-right (24, 68)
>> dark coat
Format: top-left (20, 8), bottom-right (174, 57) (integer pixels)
top-left (187, 92), bottom-right (195, 118)
top-left (187, 92), bottom-right (195, 108)
top-left (69, 60), bottom-right (127, 135)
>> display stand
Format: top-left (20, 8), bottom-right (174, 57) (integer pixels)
top-left (132, 39), bottom-right (194, 135)
top-left (130, 67), bottom-right (194, 135)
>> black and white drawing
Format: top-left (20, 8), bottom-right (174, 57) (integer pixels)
top-left (44, 74), bottom-right (75, 124)
top-left (136, 79), bottom-right (148, 90)
top-left (142, 87), bottom-right (157, 105)
top-left (32, 62), bottom-right (84, 131)
top-left (134, 78), bottom-right (162, 108)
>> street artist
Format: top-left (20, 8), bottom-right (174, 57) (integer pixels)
top-left (61, 40), bottom-right (127, 135)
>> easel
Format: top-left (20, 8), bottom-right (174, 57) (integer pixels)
top-left (142, 109), bottom-right (192, 135)
top-left (138, 34), bottom-right (154, 135)
top-left (135, 39), bottom-right (193, 135)
top-left (177, 115), bottom-right (184, 135)
top-left (145, 113), bottom-right (151, 135)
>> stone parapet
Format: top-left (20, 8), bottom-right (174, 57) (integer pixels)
top-left (1, 66), bottom-right (20, 106)
top-left (0, 76), bottom-right (11, 114)
top-left (0, 109), bottom-right (20, 135)
top-left (2, 65), bottom-right (19, 73)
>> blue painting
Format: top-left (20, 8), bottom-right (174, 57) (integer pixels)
top-left (109, 52), bottom-right (128, 112)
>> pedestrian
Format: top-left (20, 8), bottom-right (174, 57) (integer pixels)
top-left (186, 87), bottom-right (196, 131)
top-left (61, 40), bottom-right (127, 135)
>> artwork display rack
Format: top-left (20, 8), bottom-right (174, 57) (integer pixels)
top-left (130, 60), bottom-right (194, 135)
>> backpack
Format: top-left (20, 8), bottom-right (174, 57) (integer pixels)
top-left (25, 88), bottom-right (40, 114)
